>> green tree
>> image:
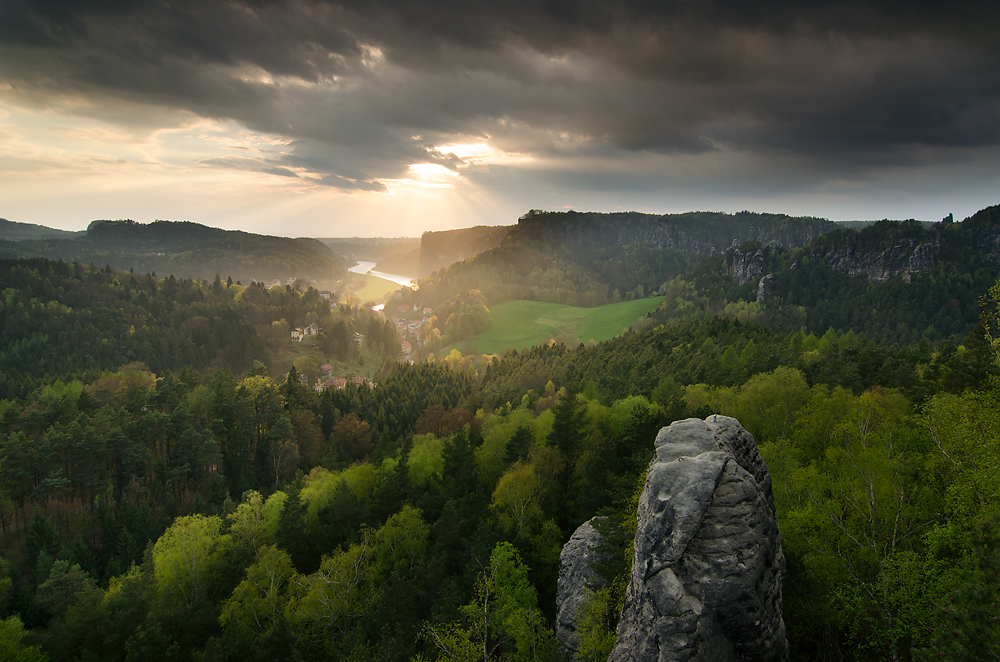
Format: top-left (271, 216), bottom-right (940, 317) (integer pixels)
top-left (288, 533), bottom-right (376, 652)
top-left (220, 545), bottom-right (299, 640)
top-left (0, 615), bottom-right (47, 662)
top-left (152, 514), bottom-right (229, 609)
top-left (418, 542), bottom-right (557, 662)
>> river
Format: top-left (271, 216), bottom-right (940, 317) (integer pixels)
top-left (348, 261), bottom-right (416, 288)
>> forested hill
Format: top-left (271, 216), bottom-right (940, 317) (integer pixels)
top-left (416, 210), bottom-right (835, 307)
top-left (511, 209), bottom-right (834, 255)
top-left (419, 225), bottom-right (510, 277)
top-left (0, 219), bottom-right (346, 285)
top-left (0, 218), bottom-right (81, 241)
top-left (651, 204), bottom-right (1000, 344)
top-left (414, 205), bottom-right (1000, 345)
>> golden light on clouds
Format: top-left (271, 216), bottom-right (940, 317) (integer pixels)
top-left (407, 162), bottom-right (457, 178)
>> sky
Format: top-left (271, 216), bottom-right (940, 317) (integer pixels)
top-left (1, 0), bottom-right (998, 238)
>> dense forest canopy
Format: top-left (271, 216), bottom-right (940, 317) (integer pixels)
top-left (1, 203), bottom-right (1000, 661)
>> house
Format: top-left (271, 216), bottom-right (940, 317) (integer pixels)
top-left (264, 279), bottom-right (282, 288)
top-left (314, 376), bottom-right (348, 392)
top-left (319, 291), bottom-right (332, 300)
top-left (304, 323), bottom-right (320, 335)
top-left (291, 328), bottom-right (303, 341)
top-left (401, 341), bottom-right (412, 355)
top-left (423, 308), bottom-right (433, 315)
top-left (321, 364), bottom-right (333, 376)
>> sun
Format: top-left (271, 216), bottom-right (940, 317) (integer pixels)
top-left (407, 163), bottom-right (459, 180)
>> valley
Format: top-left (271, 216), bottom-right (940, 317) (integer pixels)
top-left (0, 205), bottom-right (998, 662)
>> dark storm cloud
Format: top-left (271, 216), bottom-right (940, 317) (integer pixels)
top-left (2, 0), bottom-right (998, 189)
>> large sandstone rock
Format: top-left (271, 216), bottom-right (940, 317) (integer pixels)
top-left (724, 242), bottom-right (766, 286)
top-left (555, 518), bottom-right (610, 657)
top-left (609, 415), bottom-right (788, 662)
top-left (824, 235), bottom-right (939, 284)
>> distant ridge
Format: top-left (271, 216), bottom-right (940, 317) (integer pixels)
top-left (419, 225), bottom-right (509, 277)
top-left (414, 205), bottom-right (1000, 345)
top-left (0, 218), bottom-right (346, 284)
top-left (416, 209), bottom-right (834, 308)
top-left (0, 218), bottom-right (81, 241)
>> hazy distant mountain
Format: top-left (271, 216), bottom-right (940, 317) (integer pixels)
top-left (0, 219), bottom-right (346, 285)
top-left (0, 218), bottom-right (82, 241)
top-left (419, 226), bottom-right (510, 277)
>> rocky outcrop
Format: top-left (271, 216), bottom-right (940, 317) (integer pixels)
top-left (555, 518), bottom-right (610, 657)
top-left (724, 242), bottom-right (774, 302)
top-left (608, 416), bottom-right (788, 662)
top-left (725, 242), bottom-right (766, 286)
top-left (756, 274), bottom-right (774, 302)
top-left (824, 236), bottom-right (938, 284)
top-left (514, 210), bottom-right (834, 258)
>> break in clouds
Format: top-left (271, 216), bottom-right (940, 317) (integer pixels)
top-left (1, 0), bottom-right (998, 201)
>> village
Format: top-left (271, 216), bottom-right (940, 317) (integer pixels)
top-left (279, 282), bottom-right (434, 393)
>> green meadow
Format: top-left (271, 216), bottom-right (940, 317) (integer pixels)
top-left (352, 273), bottom-right (399, 303)
top-left (446, 296), bottom-right (665, 355)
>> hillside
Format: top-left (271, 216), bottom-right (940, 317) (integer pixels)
top-left (0, 219), bottom-right (347, 285)
top-left (649, 205), bottom-right (1000, 343)
top-left (419, 225), bottom-right (510, 277)
top-left (413, 206), bottom-right (1000, 345)
top-left (416, 210), bottom-right (834, 308)
top-left (1, 241), bottom-right (999, 661)
top-left (0, 218), bottom-right (81, 241)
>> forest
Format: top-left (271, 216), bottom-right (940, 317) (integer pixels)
top-left (0, 220), bottom-right (346, 286)
top-left (415, 206), bottom-right (1000, 348)
top-left (0, 258), bottom-right (405, 401)
top-left (1, 246), bottom-right (999, 660)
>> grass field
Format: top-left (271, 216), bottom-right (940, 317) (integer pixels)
top-left (446, 296), bottom-right (665, 355)
top-left (351, 274), bottom-right (399, 303)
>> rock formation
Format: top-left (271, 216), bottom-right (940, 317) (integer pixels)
top-left (725, 242), bottom-right (766, 286)
top-left (823, 235), bottom-right (939, 283)
top-left (756, 274), bottom-right (774, 302)
top-left (608, 415), bottom-right (788, 662)
top-left (514, 210), bottom-right (834, 259)
top-left (555, 518), bottom-right (610, 657)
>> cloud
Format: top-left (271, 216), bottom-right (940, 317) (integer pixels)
top-left (0, 0), bottom-right (998, 211)
top-left (199, 156), bottom-right (300, 178)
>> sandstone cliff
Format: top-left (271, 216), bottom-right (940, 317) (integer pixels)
top-left (822, 233), bottom-right (939, 284)
top-left (607, 415), bottom-right (788, 662)
top-left (514, 210), bottom-right (833, 258)
top-left (555, 518), bottom-right (610, 657)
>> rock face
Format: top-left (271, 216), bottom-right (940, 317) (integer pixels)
top-left (724, 242), bottom-right (766, 286)
top-left (555, 518), bottom-right (610, 656)
top-left (514, 210), bottom-right (834, 259)
top-left (608, 416), bottom-right (788, 662)
top-left (756, 274), bottom-right (774, 302)
top-left (823, 235), bottom-right (939, 283)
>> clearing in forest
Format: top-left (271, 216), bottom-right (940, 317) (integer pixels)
top-left (447, 296), bottom-right (666, 355)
